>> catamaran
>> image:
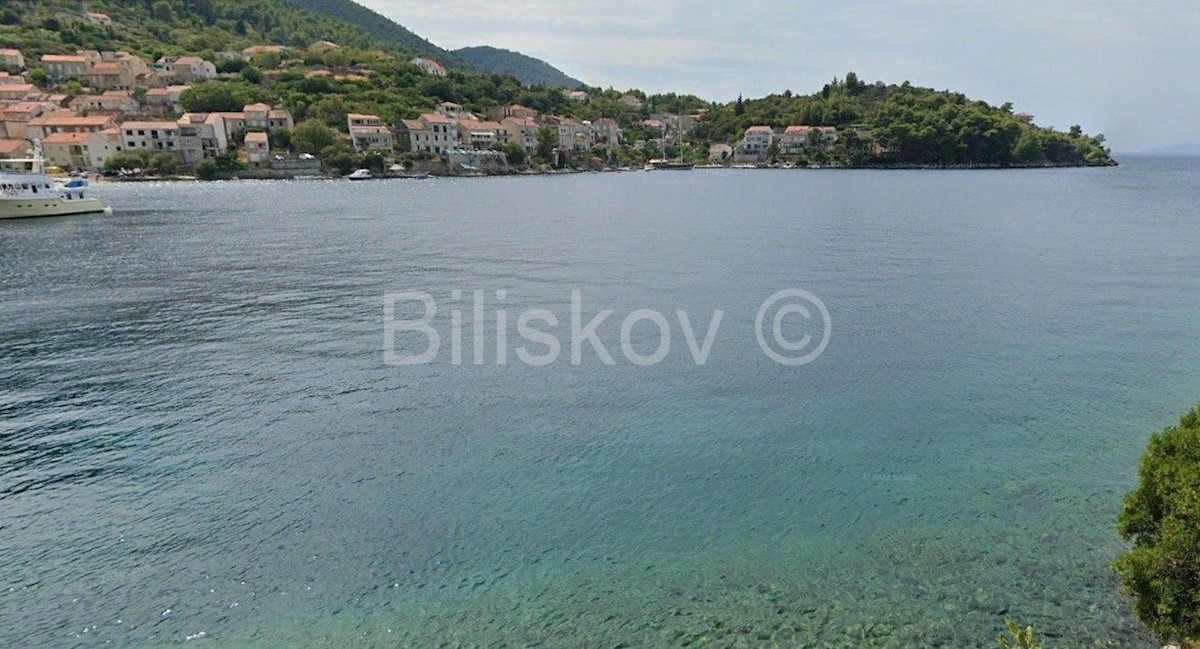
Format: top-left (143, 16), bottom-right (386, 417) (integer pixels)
top-left (0, 141), bottom-right (110, 219)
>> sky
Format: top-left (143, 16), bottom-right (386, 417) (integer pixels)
top-left (358, 0), bottom-right (1200, 152)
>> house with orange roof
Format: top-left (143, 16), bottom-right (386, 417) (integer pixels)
top-left (0, 48), bottom-right (24, 72)
top-left (245, 131), bottom-right (270, 165)
top-left (120, 120), bottom-right (182, 156)
top-left (0, 138), bottom-right (32, 160)
top-left (84, 128), bottom-right (124, 170)
top-left (143, 85), bottom-right (190, 116)
top-left (499, 116), bottom-right (540, 151)
top-left (592, 117), bottom-right (621, 149)
top-left (735, 125), bottom-right (776, 163)
top-left (487, 104), bottom-right (537, 121)
top-left (0, 84), bottom-right (38, 101)
top-left (456, 118), bottom-right (506, 150)
top-left (240, 103), bottom-right (292, 133)
top-left (26, 114), bottom-right (115, 141)
top-left (410, 57), bottom-right (447, 76)
top-left (41, 52), bottom-right (97, 81)
top-left (42, 131), bottom-right (95, 169)
top-left (400, 113), bottom-right (459, 154)
top-left (154, 56), bottom-right (216, 83)
top-left (74, 90), bottom-right (140, 115)
top-left (434, 101), bottom-right (466, 119)
top-left (778, 125), bottom-right (837, 157)
top-left (176, 113), bottom-right (229, 165)
top-left (0, 102), bottom-right (49, 139)
top-left (348, 114), bottom-right (393, 153)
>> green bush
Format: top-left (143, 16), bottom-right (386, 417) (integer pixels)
top-left (1115, 404), bottom-right (1200, 645)
top-left (997, 619), bottom-right (1042, 649)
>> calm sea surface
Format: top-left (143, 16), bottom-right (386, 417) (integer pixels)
top-left (2, 158), bottom-right (1199, 647)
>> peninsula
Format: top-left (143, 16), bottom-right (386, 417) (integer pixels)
top-left (0, 0), bottom-right (1114, 178)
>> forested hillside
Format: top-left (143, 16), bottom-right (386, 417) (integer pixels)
top-left (0, 0), bottom-right (415, 60)
top-left (696, 73), bottom-right (1111, 166)
top-left (455, 46), bottom-right (584, 88)
top-left (276, 0), bottom-right (463, 68)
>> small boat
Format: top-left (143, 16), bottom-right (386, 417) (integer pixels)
top-left (646, 158), bottom-right (696, 171)
top-left (1, 141), bottom-right (111, 219)
top-left (347, 169), bottom-right (373, 180)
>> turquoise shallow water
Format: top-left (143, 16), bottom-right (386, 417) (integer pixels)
top-left (2, 158), bottom-right (1200, 647)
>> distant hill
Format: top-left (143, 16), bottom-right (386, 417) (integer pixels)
top-left (1143, 142), bottom-right (1200, 156)
top-left (277, 0), bottom-right (463, 68)
top-left (0, 0), bottom-right (431, 60)
top-left (454, 46), bottom-right (584, 89)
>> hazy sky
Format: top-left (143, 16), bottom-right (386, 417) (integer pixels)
top-left (358, 0), bottom-right (1199, 151)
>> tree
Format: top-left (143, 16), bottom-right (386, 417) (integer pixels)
top-left (180, 83), bottom-right (240, 112)
top-left (194, 158), bottom-right (220, 180)
top-left (104, 152), bottom-right (151, 174)
top-left (271, 128), bottom-right (292, 152)
top-left (321, 143), bottom-right (355, 175)
top-left (0, 9), bottom-right (20, 25)
top-left (1115, 404), bottom-right (1200, 647)
top-left (152, 1), bottom-right (175, 22)
top-left (241, 67), bottom-right (263, 84)
top-left (292, 120), bottom-right (335, 154)
top-left (62, 80), bottom-right (84, 97)
top-left (28, 68), bottom-right (50, 89)
top-left (503, 141), bottom-right (526, 166)
top-left (149, 153), bottom-right (178, 176)
top-left (535, 126), bottom-right (557, 164)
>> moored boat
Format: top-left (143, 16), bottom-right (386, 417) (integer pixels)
top-left (0, 141), bottom-right (110, 220)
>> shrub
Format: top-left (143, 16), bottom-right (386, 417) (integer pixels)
top-left (997, 619), bottom-right (1042, 649)
top-left (1115, 404), bottom-right (1200, 646)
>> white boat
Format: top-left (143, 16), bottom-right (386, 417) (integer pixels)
top-left (0, 141), bottom-right (110, 219)
top-left (347, 169), bottom-right (373, 180)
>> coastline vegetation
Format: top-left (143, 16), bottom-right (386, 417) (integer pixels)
top-left (3, 0), bottom-right (1113, 173)
top-left (1115, 404), bottom-right (1200, 648)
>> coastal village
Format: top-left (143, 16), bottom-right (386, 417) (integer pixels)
top-left (0, 36), bottom-right (861, 178)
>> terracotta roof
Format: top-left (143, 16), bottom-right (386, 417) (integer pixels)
top-left (420, 112), bottom-right (453, 125)
top-left (243, 103), bottom-right (271, 112)
top-left (244, 132), bottom-right (269, 143)
top-left (90, 62), bottom-right (121, 74)
top-left (458, 119), bottom-right (503, 131)
top-left (29, 114), bottom-right (113, 127)
top-left (121, 121), bottom-right (179, 130)
top-left (0, 139), bottom-right (31, 155)
top-left (44, 132), bottom-right (93, 144)
top-left (41, 54), bottom-right (89, 63)
top-left (746, 125), bottom-right (774, 134)
top-left (267, 109), bottom-right (290, 119)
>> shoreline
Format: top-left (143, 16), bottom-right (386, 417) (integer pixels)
top-left (94, 159), bottom-right (1118, 184)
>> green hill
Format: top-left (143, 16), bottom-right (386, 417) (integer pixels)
top-left (0, 0), bottom-right (430, 60)
top-left (455, 46), bottom-right (584, 89)
top-left (276, 0), bottom-right (463, 68)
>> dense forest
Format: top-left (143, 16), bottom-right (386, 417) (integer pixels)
top-left (696, 73), bottom-right (1112, 167)
top-left (1, 1), bottom-right (1113, 168)
top-left (455, 46), bottom-right (584, 89)
top-left (276, 0), bottom-right (463, 68)
top-left (0, 0), bottom-right (435, 61)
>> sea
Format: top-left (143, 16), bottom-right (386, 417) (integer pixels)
top-left (2, 157), bottom-right (1199, 647)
